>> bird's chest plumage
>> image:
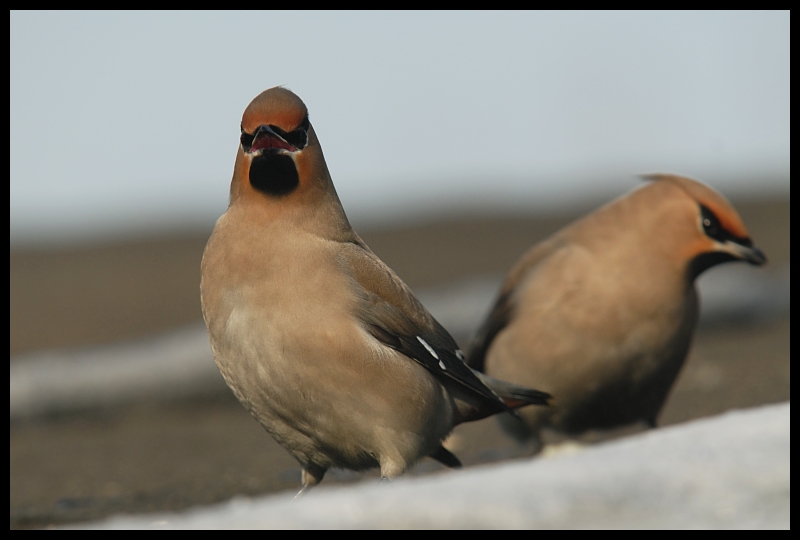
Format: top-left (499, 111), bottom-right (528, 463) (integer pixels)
top-left (203, 222), bottom-right (356, 411)
top-left (200, 215), bottom-right (450, 469)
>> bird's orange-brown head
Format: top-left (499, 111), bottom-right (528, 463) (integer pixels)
top-left (233, 87), bottom-right (312, 199)
top-left (641, 174), bottom-right (766, 278)
top-left (229, 87), bottom-right (350, 236)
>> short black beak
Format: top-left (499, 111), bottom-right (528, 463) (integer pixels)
top-left (244, 125), bottom-right (297, 154)
top-left (729, 241), bottom-right (767, 266)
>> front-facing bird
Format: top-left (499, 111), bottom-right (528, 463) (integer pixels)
top-left (200, 87), bottom-right (550, 494)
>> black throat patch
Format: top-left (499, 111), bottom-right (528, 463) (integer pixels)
top-left (687, 251), bottom-right (739, 280)
top-left (249, 153), bottom-right (299, 196)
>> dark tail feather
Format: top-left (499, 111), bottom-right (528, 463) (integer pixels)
top-left (500, 387), bottom-right (551, 408)
top-left (473, 370), bottom-right (552, 408)
top-left (430, 445), bottom-right (462, 468)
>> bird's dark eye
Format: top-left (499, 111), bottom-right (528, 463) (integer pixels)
top-left (298, 115), bottom-right (309, 132)
top-left (240, 125), bottom-right (255, 151)
top-left (700, 204), bottom-right (724, 242)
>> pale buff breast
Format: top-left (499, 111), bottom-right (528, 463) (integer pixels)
top-left (201, 212), bottom-right (453, 470)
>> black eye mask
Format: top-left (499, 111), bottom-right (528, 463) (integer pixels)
top-left (699, 204), bottom-right (752, 246)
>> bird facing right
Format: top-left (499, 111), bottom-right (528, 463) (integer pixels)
top-left (466, 174), bottom-right (766, 452)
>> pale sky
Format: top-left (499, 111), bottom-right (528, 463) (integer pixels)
top-left (10, 11), bottom-right (790, 244)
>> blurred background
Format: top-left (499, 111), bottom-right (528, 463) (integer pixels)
top-left (10, 11), bottom-right (789, 528)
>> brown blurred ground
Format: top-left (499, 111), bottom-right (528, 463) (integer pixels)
top-left (9, 199), bottom-right (790, 528)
